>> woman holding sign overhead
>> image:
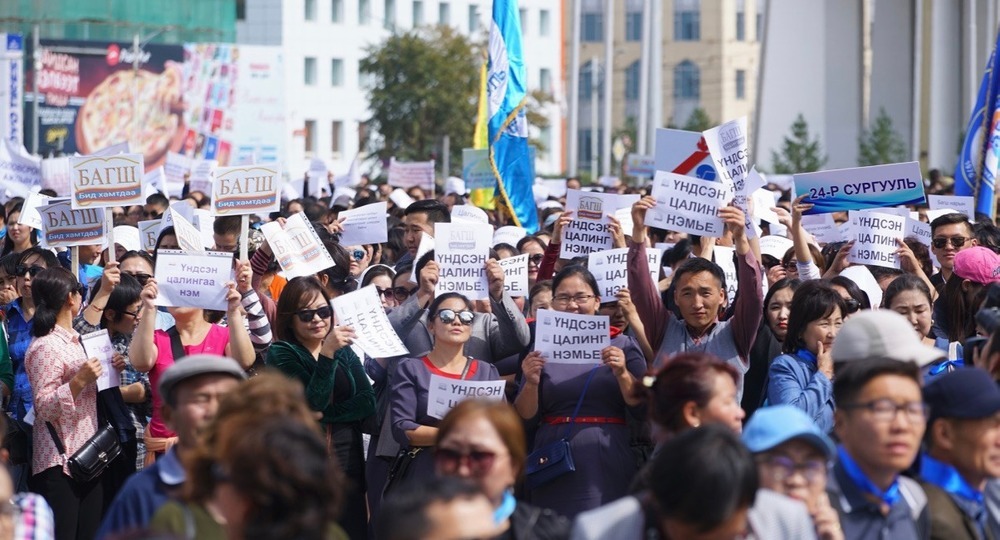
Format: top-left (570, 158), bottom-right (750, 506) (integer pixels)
top-left (266, 276), bottom-right (374, 539)
top-left (514, 265), bottom-right (646, 518)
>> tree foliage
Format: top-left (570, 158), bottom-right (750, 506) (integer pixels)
top-left (682, 108), bottom-right (714, 132)
top-left (770, 114), bottom-right (827, 174)
top-left (360, 26), bottom-right (480, 175)
top-left (858, 108), bottom-right (908, 166)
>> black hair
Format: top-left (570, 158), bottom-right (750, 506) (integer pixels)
top-left (361, 264), bottom-right (396, 287)
top-left (377, 477), bottom-right (484, 540)
top-left (2, 202), bottom-right (39, 255)
top-left (829, 275), bottom-right (871, 310)
top-left (552, 265), bottom-right (601, 299)
top-left (213, 215), bottom-right (242, 237)
top-left (974, 221), bottom-right (1000, 254)
top-left (672, 257), bottom-right (726, 292)
top-left (833, 357), bottom-right (920, 407)
top-left (119, 250), bottom-right (155, 272)
top-left (663, 239), bottom-right (693, 268)
top-left (516, 235), bottom-right (547, 253)
top-left (903, 236), bottom-right (934, 277)
top-left (318, 240), bottom-right (356, 294)
top-left (493, 243), bottom-right (519, 258)
top-left (648, 424), bottom-right (758, 533)
top-left (154, 226), bottom-right (178, 254)
top-left (30, 267), bottom-right (79, 337)
top-left (145, 192), bottom-right (169, 209)
top-left (882, 273), bottom-right (933, 309)
top-left (403, 199), bottom-right (450, 224)
top-left (930, 212), bottom-right (974, 238)
top-left (427, 292), bottom-right (473, 320)
top-left (942, 272), bottom-right (984, 342)
top-left (90, 273), bottom-right (143, 327)
top-left (0, 252), bottom-right (19, 277)
top-left (17, 246), bottom-right (59, 270)
top-left (782, 280), bottom-right (847, 354)
top-left (415, 249), bottom-right (435, 283)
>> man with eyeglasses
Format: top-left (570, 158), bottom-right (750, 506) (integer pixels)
top-left (919, 368), bottom-right (1000, 540)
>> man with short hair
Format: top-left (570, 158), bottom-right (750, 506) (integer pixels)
top-left (920, 368), bottom-right (1000, 540)
top-left (398, 199), bottom-right (450, 269)
top-left (378, 477), bottom-right (501, 540)
top-left (96, 355), bottom-right (247, 537)
top-left (212, 215), bottom-right (242, 253)
top-left (143, 193), bottom-right (169, 221)
top-left (930, 213), bottom-right (978, 288)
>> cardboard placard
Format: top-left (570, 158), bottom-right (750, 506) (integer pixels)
top-left (498, 254), bottom-right (528, 297)
top-left (434, 222), bottom-right (492, 300)
top-left (338, 202), bottom-right (388, 246)
top-left (211, 164), bottom-right (281, 216)
top-left (69, 153), bottom-right (145, 209)
top-left (260, 212), bottom-right (335, 279)
top-left (794, 162), bottom-right (925, 214)
top-left (38, 198), bottom-right (107, 248)
top-left (330, 285), bottom-right (409, 358)
top-left (426, 374), bottom-right (505, 419)
top-left (154, 249), bottom-right (234, 310)
top-left (588, 248), bottom-right (629, 302)
top-left (534, 309), bottom-right (610, 364)
top-left (645, 171), bottom-right (729, 237)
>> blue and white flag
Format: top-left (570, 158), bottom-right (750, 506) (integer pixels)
top-left (488, 0), bottom-right (539, 233)
top-left (955, 25), bottom-right (1000, 219)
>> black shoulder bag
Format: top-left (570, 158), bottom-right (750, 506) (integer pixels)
top-left (46, 422), bottom-right (121, 483)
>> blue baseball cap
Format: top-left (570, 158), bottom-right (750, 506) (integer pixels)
top-left (924, 367), bottom-right (1000, 423)
top-left (742, 405), bottom-right (836, 459)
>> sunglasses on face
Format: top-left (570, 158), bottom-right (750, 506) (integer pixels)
top-left (528, 254), bottom-right (544, 265)
top-left (125, 272), bottom-right (152, 286)
top-left (295, 305), bottom-right (333, 322)
top-left (844, 298), bottom-right (861, 314)
top-left (351, 249), bottom-right (366, 261)
top-left (932, 236), bottom-right (970, 249)
top-left (15, 265), bottom-right (44, 277)
top-left (375, 287), bottom-right (395, 300)
top-left (435, 309), bottom-right (475, 325)
top-left (434, 448), bottom-right (497, 476)
top-left (144, 211), bottom-right (162, 219)
top-left (391, 286), bottom-right (417, 301)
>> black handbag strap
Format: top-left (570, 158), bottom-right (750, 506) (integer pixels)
top-left (167, 326), bottom-right (186, 362)
top-left (559, 366), bottom-right (600, 439)
top-left (45, 422), bottom-right (66, 455)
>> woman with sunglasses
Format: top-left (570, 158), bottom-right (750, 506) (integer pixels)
top-left (516, 236), bottom-right (547, 289)
top-left (388, 292), bottom-right (502, 491)
top-left (514, 265), bottom-right (645, 518)
top-left (434, 400), bottom-right (569, 539)
top-left (266, 276), bottom-right (373, 539)
top-left (361, 264), bottom-right (397, 311)
top-left (345, 244), bottom-right (373, 279)
top-left (766, 280), bottom-right (847, 434)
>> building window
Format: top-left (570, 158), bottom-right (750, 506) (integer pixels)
top-left (385, 0), bottom-right (396, 29)
top-left (540, 125), bottom-right (552, 155)
top-left (673, 60), bottom-right (700, 99)
top-left (305, 120), bottom-right (317, 156)
top-left (359, 0), bottom-right (371, 24)
top-left (757, 0), bottom-right (766, 40)
top-left (331, 59), bottom-right (344, 86)
top-left (625, 61), bottom-right (640, 101)
top-left (332, 121), bottom-right (343, 157)
top-left (539, 68), bottom-right (552, 94)
top-left (304, 57), bottom-right (317, 85)
top-left (237, 0), bottom-right (246, 20)
top-left (582, 13), bottom-right (603, 42)
top-left (539, 9), bottom-right (550, 36)
top-left (331, 0), bottom-right (344, 22)
top-left (468, 5), bottom-right (479, 32)
top-left (735, 69), bottom-right (746, 100)
top-left (735, 0), bottom-right (745, 41)
top-left (439, 2), bottom-right (450, 25)
top-left (674, 0), bottom-right (700, 41)
top-left (625, 12), bottom-right (642, 42)
top-left (305, 0), bottom-right (317, 20)
top-left (413, 0), bottom-right (424, 25)
top-left (519, 8), bottom-right (527, 33)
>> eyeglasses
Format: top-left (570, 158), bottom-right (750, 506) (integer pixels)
top-left (15, 265), bottom-right (44, 277)
top-left (392, 286), bottom-right (417, 302)
top-left (351, 249), bottom-right (365, 261)
top-left (841, 398), bottom-right (928, 424)
top-left (528, 254), bottom-right (544, 265)
top-left (435, 448), bottom-right (498, 476)
top-left (294, 305), bottom-right (333, 322)
top-left (143, 210), bottom-right (162, 219)
top-left (782, 261), bottom-right (798, 271)
top-left (932, 236), bottom-right (970, 249)
top-left (435, 309), bottom-right (475, 325)
top-left (844, 298), bottom-right (861, 314)
top-left (552, 293), bottom-right (596, 305)
top-left (757, 454), bottom-right (829, 484)
top-left (121, 308), bottom-right (142, 319)
top-left (125, 272), bottom-right (152, 286)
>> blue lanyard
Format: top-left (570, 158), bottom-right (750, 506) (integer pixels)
top-left (493, 490), bottom-right (517, 525)
top-left (838, 446), bottom-right (901, 507)
top-left (920, 453), bottom-right (984, 505)
top-left (928, 359), bottom-right (964, 376)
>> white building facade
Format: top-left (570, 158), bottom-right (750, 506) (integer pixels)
top-left (236, 0), bottom-right (564, 181)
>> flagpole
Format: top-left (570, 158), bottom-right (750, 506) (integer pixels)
top-left (568, 0), bottom-right (582, 177)
top-left (590, 55), bottom-right (599, 182)
top-left (601, 0), bottom-right (614, 178)
top-left (637, 0), bottom-right (651, 155)
top-left (648, 0), bottom-right (662, 150)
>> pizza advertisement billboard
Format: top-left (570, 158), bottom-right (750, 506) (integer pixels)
top-left (24, 39), bottom-right (185, 170)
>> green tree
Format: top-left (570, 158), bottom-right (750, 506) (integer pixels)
top-left (858, 108), bottom-right (908, 166)
top-left (770, 114), bottom-right (827, 174)
top-left (360, 26), bottom-right (480, 175)
top-left (682, 108), bottom-right (714, 132)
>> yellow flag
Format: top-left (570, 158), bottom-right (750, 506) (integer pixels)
top-left (470, 61), bottom-right (496, 209)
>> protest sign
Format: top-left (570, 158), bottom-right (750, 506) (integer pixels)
top-left (81, 330), bottom-right (119, 391)
top-left (154, 249), bottom-right (234, 310)
top-left (306, 157), bottom-right (328, 183)
top-left (426, 374), bottom-right (506, 419)
top-left (654, 128), bottom-right (717, 180)
top-left (714, 245), bottom-right (738, 304)
top-left (408, 232), bottom-right (435, 284)
top-left (193, 209), bottom-right (216, 250)
top-left (759, 236), bottom-right (794, 261)
top-left (338, 202), bottom-right (388, 246)
top-left (69, 153), bottom-right (145, 209)
top-left (645, 171), bottom-right (729, 237)
top-left (925, 208), bottom-right (959, 223)
top-left (160, 201), bottom-right (194, 235)
top-left (164, 207), bottom-right (206, 253)
top-left (451, 205), bottom-right (490, 225)
top-left (841, 265), bottom-right (883, 308)
top-left (462, 148), bottom-right (496, 190)
top-left (388, 158), bottom-right (435, 192)
top-left (388, 188), bottom-right (415, 209)
top-left (492, 226), bottom-right (526, 247)
top-left (144, 167), bottom-right (166, 199)
top-left (261, 213), bottom-right (335, 279)
top-left (164, 152), bottom-right (190, 196)
top-left (188, 159), bottom-right (217, 194)
top-left (434, 222), bottom-right (492, 300)
top-left (560, 189), bottom-right (635, 258)
top-left (534, 309), bottom-right (610, 365)
top-left (138, 219), bottom-right (161, 251)
top-left (330, 285), bottom-right (409, 358)
top-left (498, 254), bottom-right (528, 296)
top-left (211, 165), bottom-right (281, 216)
top-left (928, 195), bottom-right (975, 221)
top-left (703, 117), bottom-right (749, 195)
top-left (20, 191), bottom-right (51, 230)
top-left (0, 139), bottom-right (41, 198)
top-left (751, 188), bottom-right (780, 225)
top-left (588, 248), bottom-right (629, 302)
top-left (865, 206), bottom-right (909, 217)
top-left (40, 157), bottom-right (71, 196)
top-left (613, 195), bottom-right (641, 233)
top-left (847, 212), bottom-right (904, 269)
top-left (793, 162), bottom-right (925, 214)
top-left (37, 198), bottom-right (107, 248)
top-left (800, 214), bottom-right (842, 244)
top-left (646, 246), bottom-right (664, 285)
top-left (624, 154), bottom-right (656, 179)
top-left (905, 217), bottom-right (931, 246)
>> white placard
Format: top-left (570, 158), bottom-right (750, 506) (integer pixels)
top-left (434, 223), bottom-right (492, 300)
top-left (143, 167), bottom-right (166, 199)
top-left (646, 246), bottom-right (664, 285)
top-left (188, 159), bottom-right (217, 195)
top-left (37, 198), bottom-right (108, 248)
top-left (338, 202), bottom-right (388, 246)
top-left (69, 153), bottom-right (145, 209)
top-left (654, 128), bottom-right (716, 179)
top-left (928, 195), bottom-right (975, 221)
top-left (848, 212), bottom-right (904, 269)
top-left (703, 117), bottom-right (748, 195)
top-left (40, 157), bottom-right (70, 197)
top-left (800, 214), bottom-right (843, 244)
top-left (451, 204), bottom-right (490, 224)
top-left (138, 219), bottom-right (161, 251)
top-left (408, 232), bottom-right (435, 284)
top-left (388, 188), bottom-right (415, 209)
top-left (759, 235), bottom-right (794, 261)
top-left (751, 187), bottom-right (780, 225)
top-left (498, 254), bottom-right (528, 297)
top-left (260, 213), bottom-right (336, 279)
top-left (560, 189), bottom-right (628, 258)
top-left (612, 195), bottom-right (640, 233)
top-left (164, 152), bottom-right (190, 196)
top-left (154, 250), bottom-right (234, 310)
top-left (166, 207), bottom-right (206, 253)
top-left (20, 191), bottom-right (51, 230)
top-left (714, 245), bottom-right (738, 304)
top-left (192, 209), bottom-right (216, 250)
top-left (534, 309), bottom-right (610, 364)
top-left (211, 165), bottom-right (282, 216)
top-left (426, 374), bottom-right (506, 419)
top-left (925, 208), bottom-right (959, 223)
top-left (80, 330), bottom-right (119, 391)
top-left (492, 226), bottom-right (527, 247)
top-left (905, 218), bottom-right (931, 247)
top-left (645, 171), bottom-right (729, 237)
top-left (0, 140), bottom-right (41, 199)
top-left (330, 285), bottom-right (409, 358)
top-left (588, 248), bottom-right (629, 302)
top-left (388, 158), bottom-right (435, 192)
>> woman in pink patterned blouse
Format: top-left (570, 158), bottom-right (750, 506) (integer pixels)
top-left (25, 267), bottom-right (104, 540)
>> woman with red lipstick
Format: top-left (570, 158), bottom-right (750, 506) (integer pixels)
top-left (766, 280), bottom-right (847, 434)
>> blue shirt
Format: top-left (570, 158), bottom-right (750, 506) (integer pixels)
top-left (6, 300), bottom-right (34, 421)
top-left (96, 447), bottom-right (185, 538)
top-left (766, 349), bottom-right (835, 433)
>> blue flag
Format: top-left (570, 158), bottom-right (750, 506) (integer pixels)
top-left (955, 26), bottom-right (1000, 219)
top-left (488, 0), bottom-right (539, 233)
